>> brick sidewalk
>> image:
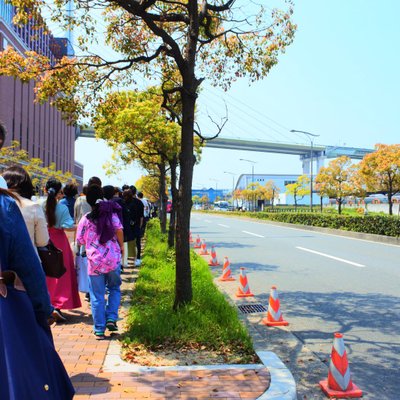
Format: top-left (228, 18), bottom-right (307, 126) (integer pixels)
top-left (51, 261), bottom-right (271, 399)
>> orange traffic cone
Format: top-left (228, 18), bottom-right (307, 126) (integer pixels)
top-left (236, 267), bottom-right (254, 297)
top-left (189, 232), bottom-right (193, 243)
top-left (208, 246), bottom-right (220, 266)
top-left (199, 239), bottom-right (209, 255)
top-left (319, 333), bottom-right (362, 398)
top-left (194, 235), bottom-right (201, 249)
top-left (262, 286), bottom-right (288, 326)
top-left (219, 257), bottom-right (235, 281)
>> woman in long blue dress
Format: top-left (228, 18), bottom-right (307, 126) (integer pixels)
top-left (0, 188), bottom-right (75, 399)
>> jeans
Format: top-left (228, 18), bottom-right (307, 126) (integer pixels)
top-left (88, 266), bottom-right (122, 334)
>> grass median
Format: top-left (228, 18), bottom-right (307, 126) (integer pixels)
top-left (122, 219), bottom-right (258, 366)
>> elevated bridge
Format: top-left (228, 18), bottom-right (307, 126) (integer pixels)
top-left (77, 128), bottom-right (373, 173)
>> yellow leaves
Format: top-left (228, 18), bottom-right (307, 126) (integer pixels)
top-left (0, 141), bottom-right (73, 188)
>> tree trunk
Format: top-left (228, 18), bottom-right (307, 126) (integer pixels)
top-left (174, 90), bottom-right (196, 309)
top-left (158, 162), bottom-right (168, 233)
top-left (338, 199), bottom-right (342, 214)
top-left (168, 156), bottom-right (178, 248)
top-left (388, 193), bottom-right (393, 215)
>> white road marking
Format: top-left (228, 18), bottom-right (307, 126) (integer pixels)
top-left (218, 224), bottom-right (230, 228)
top-left (204, 220), bottom-right (211, 223)
top-left (296, 246), bottom-right (366, 267)
top-left (242, 230), bottom-right (265, 238)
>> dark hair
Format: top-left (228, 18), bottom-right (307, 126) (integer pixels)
top-left (0, 121), bottom-right (6, 149)
top-left (121, 184), bottom-right (130, 191)
top-left (102, 185), bottom-right (115, 200)
top-left (86, 184), bottom-right (104, 221)
top-left (82, 184), bottom-right (88, 195)
top-left (2, 165), bottom-right (34, 199)
top-left (88, 176), bottom-right (102, 187)
top-left (45, 178), bottom-right (62, 227)
top-left (137, 192), bottom-right (143, 199)
top-left (130, 185), bottom-right (137, 195)
top-left (63, 182), bottom-right (78, 198)
top-left (122, 189), bottom-right (133, 202)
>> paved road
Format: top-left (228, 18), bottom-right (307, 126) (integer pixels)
top-left (190, 212), bottom-right (400, 400)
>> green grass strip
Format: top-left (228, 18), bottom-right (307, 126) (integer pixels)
top-left (124, 219), bottom-right (255, 359)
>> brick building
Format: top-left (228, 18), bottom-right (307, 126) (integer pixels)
top-left (0, 0), bottom-right (83, 184)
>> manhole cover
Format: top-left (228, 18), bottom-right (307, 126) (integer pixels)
top-left (238, 304), bottom-right (267, 314)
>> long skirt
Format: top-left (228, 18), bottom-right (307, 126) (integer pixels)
top-left (46, 227), bottom-right (81, 309)
top-left (0, 279), bottom-right (75, 399)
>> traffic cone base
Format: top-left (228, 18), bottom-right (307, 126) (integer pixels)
top-left (236, 291), bottom-right (254, 297)
top-left (220, 276), bottom-right (235, 282)
top-left (319, 380), bottom-right (362, 398)
top-left (209, 260), bottom-right (221, 266)
top-left (262, 318), bottom-right (288, 326)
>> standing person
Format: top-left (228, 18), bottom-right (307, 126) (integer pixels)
top-left (59, 182), bottom-right (78, 218)
top-left (2, 165), bottom-right (49, 251)
top-left (121, 188), bottom-right (137, 263)
top-left (0, 187), bottom-right (75, 399)
top-left (43, 178), bottom-right (81, 322)
top-left (137, 191), bottom-right (150, 235)
top-left (76, 185), bottom-right (123, 339)
top-left (0, 122), bottom-right (8, 189)
top-left (130, 186), bottom-right (144, 266)
top-left (74, 184), bottom-right (91, 225)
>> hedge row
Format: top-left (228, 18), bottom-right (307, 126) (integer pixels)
top-left (227, 211), bottom-right (400, 237)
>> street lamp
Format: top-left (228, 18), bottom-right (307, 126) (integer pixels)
top-left (210, 178), bottom-right (219, 202)
top-left (290, 129), bottom-right (320, 211)
top-left (224, 171), bottom-right (236, 207)
top-left (240, 158), bottom-right (257, 211)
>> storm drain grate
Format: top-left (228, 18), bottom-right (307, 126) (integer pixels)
top-left (237, 303), bottom-right (267, 314)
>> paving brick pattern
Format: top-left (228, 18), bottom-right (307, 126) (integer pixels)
top-left (51, 256), bottom-right (270, 399)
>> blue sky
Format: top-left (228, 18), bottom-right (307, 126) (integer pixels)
top-left (75, 0), bottom-right (400, 190)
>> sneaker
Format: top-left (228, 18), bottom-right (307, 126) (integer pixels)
top-left (106, 320), bottom-right (118, 332)
top-left (135, 259), bottom-right (141, 267)
top-left (94, 332), bottom-right (105, 340)
top-left (52, 308), bottom-right (67, 323)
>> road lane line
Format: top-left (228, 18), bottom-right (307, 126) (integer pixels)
top-left (296, 246), bottom-right (366, 267)
top-left (218, 223), bottom-right (230, 228)
top-left (242, 230), bottom-right (265, 238)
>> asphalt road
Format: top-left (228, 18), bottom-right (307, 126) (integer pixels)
top-left (190, 212), bottom-right (400, 400)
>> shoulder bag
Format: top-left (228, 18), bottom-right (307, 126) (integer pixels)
top-left (37, 241), bottom-right (66, 278)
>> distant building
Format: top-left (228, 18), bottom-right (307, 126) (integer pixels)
top-left (236, 173), bottom-right (328, 207)
top-left (192, 188), bottom-right (228, 203)
top-left (0, 0), bottom-right (83, 185)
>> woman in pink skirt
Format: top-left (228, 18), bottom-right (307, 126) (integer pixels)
top-left (43, 178), bottom-right (81, 321)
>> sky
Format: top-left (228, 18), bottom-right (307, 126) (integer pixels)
top-left (74, 0), bottom-right (400, 190)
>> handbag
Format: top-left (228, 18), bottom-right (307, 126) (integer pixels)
top-left (37, 241), bottom-right (66, 278)
top-left (0, 264), bottom-right (75, 399)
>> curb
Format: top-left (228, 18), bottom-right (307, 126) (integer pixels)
top-left (256, 351), bottom-right (296, 400)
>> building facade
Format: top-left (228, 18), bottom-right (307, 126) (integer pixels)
top-left (236, 173), bottom-right (328, 206)
top-left (0, 0), bottom-right (83, 184)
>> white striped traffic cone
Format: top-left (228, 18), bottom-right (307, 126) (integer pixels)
top-left (194, 235), bottom-right (201, 249)
top-left (219, 257), bottom-right (235, 281)
top-left (199, 239), bottom-right (209, 255)
top-left (208, 246), bottom-right (220, 266)
top-left (262, 286), bottom-right (288, 326)
top-left (319, 333), bottom-right (362, 398)
top-left (236, 267), bottom-right (254, 297)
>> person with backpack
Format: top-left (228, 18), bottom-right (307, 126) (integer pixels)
top-left (76, 185), bottom-right (123, 340)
